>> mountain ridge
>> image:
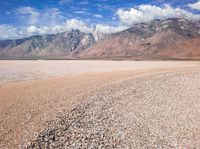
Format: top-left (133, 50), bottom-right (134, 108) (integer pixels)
top-left (80, 18), bottom-right (200, 60)
top-left (0, 30), bottom-right (106, 59)
top-left (1, 18), bottom-right (200, 60)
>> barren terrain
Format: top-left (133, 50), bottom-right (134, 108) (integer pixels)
top-left (0, 60), bottom-right (199, 148)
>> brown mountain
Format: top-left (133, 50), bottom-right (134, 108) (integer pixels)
top-left (0, 18), bottom-right (200, 60)
top-left (80, 18), bottom-right (200, 60)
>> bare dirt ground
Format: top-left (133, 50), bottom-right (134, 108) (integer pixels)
top-left (0, 60), bottom-right (199, 148)
top-left (0, 60), bottom-right (195, 84)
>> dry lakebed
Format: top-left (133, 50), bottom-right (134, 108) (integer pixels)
top-left (0, 60), bottom-right (200, 148)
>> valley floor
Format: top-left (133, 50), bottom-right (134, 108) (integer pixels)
top-left (0, 60), bottom-right (199, 148)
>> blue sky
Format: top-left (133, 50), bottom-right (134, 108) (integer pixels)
top-left (0, 0), bottom-right (200, 39)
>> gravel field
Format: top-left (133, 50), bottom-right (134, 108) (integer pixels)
top-left (0, 61), bottom-right (199, 148)
top-left (26, 69), bottom-right (200, 149)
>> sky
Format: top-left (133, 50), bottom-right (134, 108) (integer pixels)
top-left (0, 0), bottom-right (200, 39)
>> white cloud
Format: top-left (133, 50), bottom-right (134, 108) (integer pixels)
top-left (65, 19), bottom-right (93, 32)
top-left (0, 24), bottom-right (24, 39)
top-left (94, 14), bottom-right (103, 18)
top-left (42, 8), bottom-right (64, 25)
top-left (27, 26), bottom-right (49, 34)
top-left (117, 4), bottom-right (200, 26)
top-left (16, 7), bottom-right (64, 26)
top-left (27, 19), bottom-right (91, 35)
top-left (188, 1), bottom-right (200, 10)
top-left (24, 19), bottom-right (126, 37)
top-left (95, 24), bottom-right (126, 33)
top-left (26, 24), bottom-right (72, 36)
top-left (16, 7), bottom-right (40, 25)
top-left (64, 19), bottom-right (126, 33)
top-left (0, 19), bottom-right (92, 39)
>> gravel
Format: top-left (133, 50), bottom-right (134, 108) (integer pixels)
top-left (26, 69), bottom-right (200, 149)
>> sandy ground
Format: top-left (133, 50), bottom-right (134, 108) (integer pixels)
top-left (0, 60), bottom-right (196, 84)
top-left (0, 60), bottom-right (199, 148)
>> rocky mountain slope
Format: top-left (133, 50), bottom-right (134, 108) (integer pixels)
top-left (0, 30), bottom-right (105, 59)
top-left (81, 18), bottom-right (200, 60)
top-left (0, 18), bottom-right (200, 60)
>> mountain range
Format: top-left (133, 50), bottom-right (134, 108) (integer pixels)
top-left (1, 18), bottom-right (200, 60)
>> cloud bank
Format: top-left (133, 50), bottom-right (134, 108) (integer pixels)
top-left (117, 4), bottom-right (200, 26)
top-left (188, 1), bottom-right (200, 10)
top-left (26, 19), bottom-right (126, 35)
top-left (1, 3), bottom-right (200, 39)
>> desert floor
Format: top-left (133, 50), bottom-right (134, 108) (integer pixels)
top-left (0, 60), bottom-right (200, 148)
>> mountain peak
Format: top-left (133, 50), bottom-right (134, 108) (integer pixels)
top-left (81, 18), bottom-right (200, 60)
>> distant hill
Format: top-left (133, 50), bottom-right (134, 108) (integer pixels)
top-left (1, 18), bottom-right (200, 60)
